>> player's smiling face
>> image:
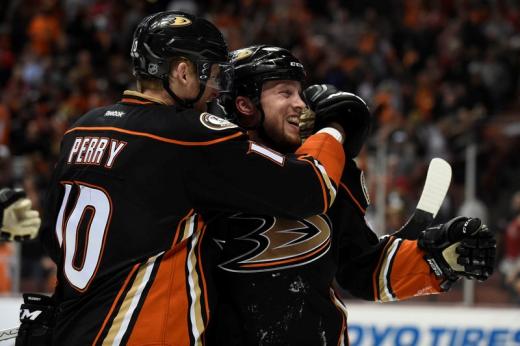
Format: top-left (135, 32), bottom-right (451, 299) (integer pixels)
top-left (260, 80), bottom-right (305, 150)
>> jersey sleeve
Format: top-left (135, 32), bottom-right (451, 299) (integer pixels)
top-left (331, 159), bottom-right (443, 302)
top-left (370, 238), bottom-right (442, 302)
top-left (179, 116), bottom-right (345, 218)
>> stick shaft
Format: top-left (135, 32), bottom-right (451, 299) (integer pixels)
top-left (0, 326), bottom-right (18, 341)
top-left (393, 158), bottom-right (452, 239)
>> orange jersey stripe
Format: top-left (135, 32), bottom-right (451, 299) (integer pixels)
top-left (92, 262), bottom-right (140, 346)
top-left (196, 222), bottom-right (211, 324)
top-left (389, 240), bottom-right (442, 300)
top-left (65, 126), bottom-right (244, 146)
top-left (297, 133), bottom-right (345, 187)
top-left (126, 243), bottom-right (191, 345)
top-left (340, 181), bottom-right (366, 214)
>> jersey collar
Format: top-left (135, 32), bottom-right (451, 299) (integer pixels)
top-left (120, 90), bottom-right (169, 105)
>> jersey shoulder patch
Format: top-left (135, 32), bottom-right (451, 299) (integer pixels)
top-left (65, 105), bottom-right (245, 145)
top-left (141, 107), bottom-right (244, 144)
top-left (173, 109), bottom-right (244, 143)
top-left (199, 112), bottom-right (238, 131)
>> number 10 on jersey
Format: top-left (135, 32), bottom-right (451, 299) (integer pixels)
top-left (55, 182), bottom-right (112, 291)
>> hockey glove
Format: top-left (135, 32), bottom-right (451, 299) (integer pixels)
top-left (303, 84), bottom-right (372, 157)
top-left (15, 293), bottom-right (55, 346)
top-left (0, 188), bottom-right (41, 241)
top-left (299, 107), bottom-right (316, 142)
top-left (418, 216), bottom-right (496, 291)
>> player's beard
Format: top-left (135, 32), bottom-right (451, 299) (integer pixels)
top-left (256, 126), bottom-right (301, 154)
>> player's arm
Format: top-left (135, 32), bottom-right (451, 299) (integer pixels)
top-left (0, 188), bottom-right (41, 242)
top-left (330, 182), bottom-right (442, 302)
top-left (333, 173), bottom-right (496, 301)
top-left (183, 121), bottom-right (345, 218)
top-left (330, 161), bottom-right (440, 301)
top-left (367, 217), bottom-right (496, 301)
top-left (299, 90), bottom-right (435, 301)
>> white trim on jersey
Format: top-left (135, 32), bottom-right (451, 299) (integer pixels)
top-left (111, 252), bottom-right (163, 345)
top-left (381, 239), bottom-right (402, 302)
top-left (250, 142), bottom-right (285, 165)
top-left (330, 288), bottom-right (349, 346)
top-left (313, 158), bottom-right (338, 204)
top-left (187, 229), bottom-right (204, 345)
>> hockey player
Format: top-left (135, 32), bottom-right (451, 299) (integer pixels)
top-left (15, 12), bottom-right (349, 346)
top-left (0, 187), bottom-right (41, 242)
top-left (205, 45), bottom-right (496, 345)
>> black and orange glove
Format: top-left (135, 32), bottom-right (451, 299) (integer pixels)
top-left (303, 84), bottom-right (371, 157)
top-left (418, 217), bottom-right (496, 291)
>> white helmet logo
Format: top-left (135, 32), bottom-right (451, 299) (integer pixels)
top-left (148, 63), bottom-right (159, 75)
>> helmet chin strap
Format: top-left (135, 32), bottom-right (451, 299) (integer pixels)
top-left (162, 79), bottom-right (206, 109)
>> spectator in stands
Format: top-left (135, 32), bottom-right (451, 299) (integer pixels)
top-left (0, 0), bottom-right (518, 303)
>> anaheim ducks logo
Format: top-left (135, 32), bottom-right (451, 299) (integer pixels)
top-left (218, 214), bottom-right (332, 273)
top-left (169, 16), bottom-right (192, 27)
top-left (230, 48), bottom-right (253, 62)
top-left (200, 112), bottom-right (238, 131)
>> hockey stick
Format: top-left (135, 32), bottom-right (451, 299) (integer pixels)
top-left (0, 326), bottom-right (18, 342)
top-left (392, 158), bottom-right (452, 239)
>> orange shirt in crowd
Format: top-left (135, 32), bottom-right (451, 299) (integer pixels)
top-left (0, 243), bottom-right (14, 292)
top-left (27, 13), bottom-right (61, 56)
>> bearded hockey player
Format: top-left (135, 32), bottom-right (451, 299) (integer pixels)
top-left (205, 45), bottom-right (496, 346)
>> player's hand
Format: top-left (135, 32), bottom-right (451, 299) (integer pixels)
top-left (418, 217), bottom-right (496, 291)
top-left (0, 188), bottom-right (41, 241)
top-left (303, 84), bottom-right (371, 157)
top-left (16, 293), bottom-right (55, 346)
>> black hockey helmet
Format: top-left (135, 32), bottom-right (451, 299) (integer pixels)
top-left (230, 45), bottom-right (306, 100)
top-left (130, 11), bottom-right (233, 106)
top-left (222, 45), bottom-right (306, 126)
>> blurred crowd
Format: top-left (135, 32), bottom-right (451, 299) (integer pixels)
top-left (0, 0), bottom-right (519, 304)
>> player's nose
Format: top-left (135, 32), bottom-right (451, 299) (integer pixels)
top-left (293, 94), bottom-right (306, 113)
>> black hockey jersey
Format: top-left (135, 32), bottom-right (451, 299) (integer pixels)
top-left (39, 91), bottom-right (345, 345)
top-left (207, 159), bottom-right (442, 346)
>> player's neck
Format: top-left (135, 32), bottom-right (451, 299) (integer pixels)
top-left (249, 130), bottom-right (296, 154)
top-left (140, 89), bottom-right (174, 105)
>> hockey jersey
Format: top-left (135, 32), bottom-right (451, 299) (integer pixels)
top-left (206, 159), bottom-right (442, 346)
top-left (39, 91), bottom-right (345, 345)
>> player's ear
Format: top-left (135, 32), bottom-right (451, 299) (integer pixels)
top-left (235, 96), bottom-right (259, 128)
top-left (172, 62), bottom-right (190, 86)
